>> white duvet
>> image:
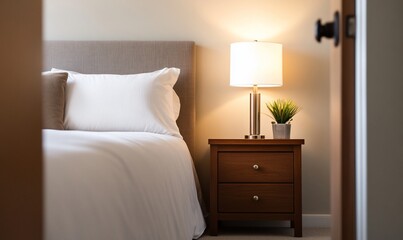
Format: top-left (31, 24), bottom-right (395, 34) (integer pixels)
top-left (43, 130), bottom-right (205, 240)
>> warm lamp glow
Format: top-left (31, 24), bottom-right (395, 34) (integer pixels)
top-left (230, 42), bottom-right (283, 87)
top-left (229, 41), bottom-right (283, 139)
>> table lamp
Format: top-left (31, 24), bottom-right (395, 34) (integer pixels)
top-left (230, 41), bottom-right (283, 139)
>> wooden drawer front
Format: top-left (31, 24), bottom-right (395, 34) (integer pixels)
top-left (218, 152), bottom-right (293, 183)
top-left (218, 184), bottom-right (294, 213)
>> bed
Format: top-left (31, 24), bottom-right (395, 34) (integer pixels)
top-left (42, 41), bottom-right (206, 240)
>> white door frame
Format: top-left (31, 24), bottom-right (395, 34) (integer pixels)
top-left (355, 0), bottom-right (367, 239)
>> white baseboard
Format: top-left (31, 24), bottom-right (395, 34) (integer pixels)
top-left (303, 214), bottom-right (331, 228)
top-left (220, 214), bottom-right (331, 228)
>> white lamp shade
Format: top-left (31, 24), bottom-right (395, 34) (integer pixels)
top-left (230, 42), bottom-right (283, 87)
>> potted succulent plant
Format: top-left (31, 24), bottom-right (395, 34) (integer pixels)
top-left (266, 99), bottom-right (300, 139)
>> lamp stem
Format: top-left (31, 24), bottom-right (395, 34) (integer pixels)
top-left (252, 85), bottom-right (258, 94)
top-left (245, 85), bottom-right (265, 139)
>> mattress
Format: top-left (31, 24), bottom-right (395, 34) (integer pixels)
top-left (43, 130), bottom-right (206, 239)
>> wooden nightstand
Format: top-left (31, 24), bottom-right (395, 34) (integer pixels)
top-left (209, 139), bottom-right (304, 237)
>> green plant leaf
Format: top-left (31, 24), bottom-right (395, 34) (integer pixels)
top-left (265, 99), bottom-right (300, 124)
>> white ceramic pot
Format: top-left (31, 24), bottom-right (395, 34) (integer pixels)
top-left (272, 123), bottom-right (291, 139)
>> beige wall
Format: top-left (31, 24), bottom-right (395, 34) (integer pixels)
top-left (44, 0), bottom-right (331, 214)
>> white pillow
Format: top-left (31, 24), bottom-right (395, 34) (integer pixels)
top-left (172, 90), bottom-right (181, 120)
top-left (51, 68), bottom-right (182, 137)
top-left (53, 68), bottom-right (181, 121)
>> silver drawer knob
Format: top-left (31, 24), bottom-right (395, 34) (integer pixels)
top-left (252, 164), bottom-right (259, 170)
top-left (253, 195), bottom-right (259, 201)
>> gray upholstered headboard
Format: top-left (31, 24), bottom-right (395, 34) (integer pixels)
top-left (43, 41), bottom-right (196, 157)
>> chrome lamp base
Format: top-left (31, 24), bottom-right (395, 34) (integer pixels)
top-left (245, 134), bottom-right (265, 139)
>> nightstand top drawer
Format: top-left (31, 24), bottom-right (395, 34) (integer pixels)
top-left (218, 184), bottom-right (294, 213)
top-left (218, 152), bottom-right (293, 183)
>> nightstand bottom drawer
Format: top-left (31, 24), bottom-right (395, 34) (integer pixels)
top-left (218, 184), bottom-right (294, 213)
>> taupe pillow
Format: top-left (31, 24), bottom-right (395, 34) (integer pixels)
top-left (42, 72), bottom-right (68, 130)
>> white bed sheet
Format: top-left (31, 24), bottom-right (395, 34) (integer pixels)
top-left (43, 130), bottom-right (206, 240)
